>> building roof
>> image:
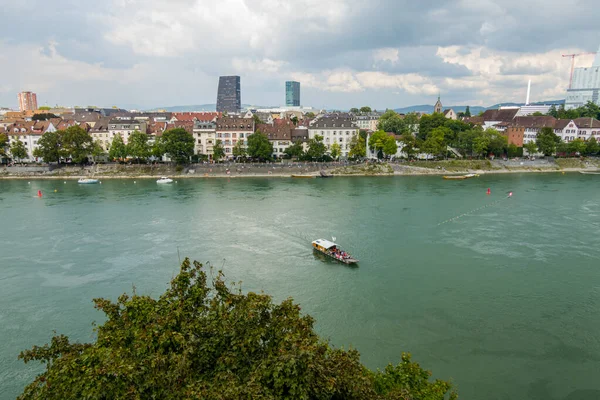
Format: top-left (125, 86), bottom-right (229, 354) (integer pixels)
top-left (310, 116), bottom-right (357, 129)
top-left (256, 120), bottom-right (294, 140)
top-left (554, 119), bottom-right (572, 130)
top-left (216, 117), bottom-right (254, 131)
top-left (291, 127), bottom-right (309, 142)
top-left (511, 116), bottom-right (557, 128)
top-left (481, 108), bottom-right (519, 122)
top-left (463, 116), bottom-right (485, 125)
top-left (573, 117), bottom-right (600, 129)
top-left (172, 112), bottom-right (221, 122)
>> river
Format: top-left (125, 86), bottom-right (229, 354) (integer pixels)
top-left (1, 174), bottom-right (599, 399)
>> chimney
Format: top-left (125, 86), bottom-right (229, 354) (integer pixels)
top-left (525, 79), bottom-right (531, 105)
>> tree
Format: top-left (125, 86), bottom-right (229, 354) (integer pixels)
top-left (126, 131), bottom-right (150, 162)
top-left (90, 141), bottom-right (105, 163)
top-left (32, 113), bottom-right (58, 121)
top-left (33, 131), bottom-right (62, 163)
top-left (252, 114), bottom-right (264, 125)
top-left (421, 128), bottom-right (446, 159)
top-left (531, 112), bottom-right (545, 116)
top-left (568, 138), bottom-right (587, 155)
top-left (536, 127), bottom-right (560, 156)
top-left (10, 140), bottom-right (28, 163)
top-left (368, 130), bottom-right (390, 158)
top-left (360, 106), bottom-right (372, 113)
top-left (579, 101), bottom-right (600, 119)
top-left (348, 134), bottom-right (366, 159)
top-left (304, 134), bottom-right (327, 161)
top-left (109, 134), bottom-right (128, 161)
top-left (377, 110), bottom-right (407, 135)
top-left (247, 131), bottom-right (273, 161)
top-left (418, 113), bottom-right (447, 141)
top-left (556, 141), bottom-right (570, 156)
top-left (399, 134), bottom-right (417, 159)
top-left (586, 137), bottom-right (599, 156)
top-left (61, 125), bottom-right (93, 164)
top-left (38, 106), bottom-right (51, 111)
top-left (548, 105), bottom-right (558, 118)
top-left (212, 139), bottom-right (225, 161)
top-left (0, 132), bottom-right (9, 157)
top-left (329, 142), bottom-right (341, 160)
top-left (486, 128), bottom-right (508, 157)
top-left (465, 106), bottom-right (471, 117)
top-left (524, 141), bottom-right (538, 157)
top-left (162, 127), bottom-right (195, 164)
top-left (290, 116), bottom-right (299, 126)
top-left (304, 112), bottom-right (315, 119)
top-left (232, 139), bottom-right (247, 158)
top-left (18, 258), bottom-right (456, 400)
top-left (507, 143), bottom-right (520, 158)
top-left (151, 138), bottom-right (164, 161)
top-left (473, 134), bottom-right (491, 158)
top-left (457, 128), bottom-right (480, 157)
top-left (349, 107), bottom-right (360, 114)
top-left (284, 140), bottom-right (304, 159)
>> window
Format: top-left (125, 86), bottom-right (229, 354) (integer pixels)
top-left (333, 131), bottom-right (336, 135)
top-left (339, 138), bottom-right (343, 143)
top-left (240, 133), bottom-right (244, 138)
top-left (346, 131), bottom-right (350, 135)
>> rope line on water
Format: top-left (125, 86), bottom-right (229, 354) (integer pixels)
top-left (437, 195), bottom-right (512, 226)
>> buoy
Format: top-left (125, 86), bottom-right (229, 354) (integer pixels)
top-left (509, 192), bottom-right (513, 197)
top-left (134, 181), bottom-right (136, 184)
top-left (487, 188), bottom-right (491, 195)
top-left (28, 182), bottom-right (31, 184)
top-left (54, 189), bottom-right (57, 193)
top-left (37, 190), bottom-right (42, 198)
top-left (64, 181), bottom-right (66, 184)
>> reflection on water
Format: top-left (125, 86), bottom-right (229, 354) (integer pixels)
top-left (1, 174), bottom-right (599, 400)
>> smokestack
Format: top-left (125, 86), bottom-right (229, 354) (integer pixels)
top-left (526, 79), bottom-right (531, 105)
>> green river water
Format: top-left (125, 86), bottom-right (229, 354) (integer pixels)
top-left (1, 174), bottom-right (599, 399)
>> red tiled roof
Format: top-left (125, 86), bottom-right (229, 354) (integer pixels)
top-left (256, 122), bottom-right (293, 140)
top-left (573, 117), bottom-right (600, 129)
top-left (172, 112), bottom-right (221, 122)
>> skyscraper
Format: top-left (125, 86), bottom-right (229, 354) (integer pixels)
top-left (216, 76), bottom-right (241, 113)
top-left (285, 81), bottom-right (300, 107)
top-left (565, 45), bottom-right (600, 109)
top-left (18, 91), bottom-right (38, 112)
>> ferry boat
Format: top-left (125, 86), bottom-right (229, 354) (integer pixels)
top-left (156, 177), bottom-right (174, 184)
top-left (77, 178), bottom-right (99, 184)
top-left (312, 239), bottom-right (359, 265)
top-left (443, 173), bottom-right (479, 180)
top-left (291, 174), bottom-right (315, 178)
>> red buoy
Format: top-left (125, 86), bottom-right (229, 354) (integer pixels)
top-left (37, 190), bottom-right (42, 198)
top-left (487, 188), bottom-right (491, 195)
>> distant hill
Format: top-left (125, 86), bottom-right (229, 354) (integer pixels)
top-left (394, 99), bottom-right (564, 115)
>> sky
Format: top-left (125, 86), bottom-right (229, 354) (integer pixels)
top-left (1, 0), bottom-right (599, 110)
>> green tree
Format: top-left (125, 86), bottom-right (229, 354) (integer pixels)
top-left (108, 134), bottom-right (128, 161)
top-left (284, 140), bottom-right (304, 159)
top-left (348, 134), bottom-right (366, 159)
top-left (151, 138), bottom-right (164, 161)
top-left (579, 101), bottom-right (600, 119)
top-left (368, 130), bottom-right (391, 158)
top-left (10, 140), bottom-right (28, 162)
top-left (252, 114), bottom-right (264, 125)
top-left (90, 141), bottom-right (105, 163)
top-left (329, 142), bottom-right (341, 160)
top-left (507, 143), bottom-right (520, 158)
top-left (1, 132), bottom-right (10, 157)
top-left (304, 112), bottom-right (315, 119)
top-left (38, 106), bottom-right (51, 111)
top-left (568, 138), bottom-right (587, 155)
top-left (247, 131), bottom-right (273, 161)
top-left (465, 106), bottom-right (471, 117)
top-left (61, 125), bottom-right (93, 164)
top-left (531, 111), bottom-right (545, 116)
top-left (418, 113), bottom-right (447, 141)
top-left (126, 131), bottom-right (150, 162)
top-left (548, 105), bottom-right (558, 118)
top-left (377, 110), bottom-right (407, 135)
top-left (536, 127), bottom-right (560, 156)
top-left (18, 258), bottom-right (456, 400)
top-left (360, 106), bottom-right (372, 113)
top-left (486, 128), bottom-right (508, 157)
top-left (32, 113), bottom-right (58, 121)
top-left (33, 131), bottom-right (62, 163)
top-left (349, 107), bottom-right (360, 114)
top-left (212, 139), bottom-right (225, 161)
top-left (304, 134), bottom-right (327, 161)
top-left (290, 116), bottom-right (299, 126)
top-left (399, 134), bottom-right (418, 160)
top-left (421, 128), bottom-right (446, 159)
top-left (232, 139), bottom-right (247, 158)
top-left (162, 127), bottom-right (195, 164)
top-left (556, 141), bottom-right (570, 156)
top-left (473, 134), bottom-right (491, 158)
top-left (457, 128), bottom-right (481, 157)
top-left (586, 137), bottom-right (599, 156)
top-left (524, 141), bottom-right (538, 157)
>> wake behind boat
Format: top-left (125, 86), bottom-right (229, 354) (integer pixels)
top-left (157, 177), bottom-right (174, 184)
top-left (312, 239), bottom-right (358, 265)
top-left (78, 178), bottom-right (99, 184)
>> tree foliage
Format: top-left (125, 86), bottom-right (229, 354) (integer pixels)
top-left (399, 134), bottom-right (418, 160)
top-left (377, 110), bottom-right (407, 135)
top-left (418, 113), bottom-right (447, 141)
top-left (524, 141), bottom-right (538, 156)
top-left (0, 132), bottom-right (8, 157)
top-left (126, 131), bottom-right (150, 162)
top-left (284, 140), bottom-right (304, 159)
top-left (535, 127), bottom-right (560, 156)
top-left (61, 125), bottom-right (93, 164)
top-left (368, 131), bottom-right (398, 159)
top-left (421, 128), bottom-right (446, 159)
top-left (304, 134), bottom-right (328, 161)
top-left (32, 113), bottom-right (58, 121)
top-left (232, 139), bottom-right (247, 158)
top-left (348, 134), bottom-right (366, 159)
top-left (464, 106), bottom-right (471, 117)
top-left (109, 134), bottom-right (128, 161)
top-left (360, 106), bottom-right (372, 113)
top-left (247, 131), bottom-right (273, 161)
top-left (212, 139), bottom-right (225, 161)
top-left (18, 258), bottom-right (457, 400)
top-left (329, 142), bottom-right (341, 160)
top-left (586, 137), bottom-right (599, 155)
top-left (33, 132), bottom-right (61, 163)
top-left (568, 138), bottom-right (587, 155)
top-left (162, 128), bottom-right (195, 164)
top-left (10, 139), bottom-right (28, 161)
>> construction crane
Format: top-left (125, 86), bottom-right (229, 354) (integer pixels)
top-left (562, 52), bottom-right (597, 89)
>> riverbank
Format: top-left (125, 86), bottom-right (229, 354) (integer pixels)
top-left (1, 159), bottom-right (599, 179)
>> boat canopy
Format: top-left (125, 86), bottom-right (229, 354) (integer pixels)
top-left (312, 239), bottom-right (337, 249)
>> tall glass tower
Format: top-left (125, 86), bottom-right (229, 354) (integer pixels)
top-left (285, 81), bottom-right (300, 107)
top-left (216, 76), bottom-right (241, 113)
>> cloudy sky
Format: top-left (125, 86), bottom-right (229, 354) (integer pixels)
top-left (1, 0), bottom-right (599, 110)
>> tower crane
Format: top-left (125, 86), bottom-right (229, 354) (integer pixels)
top-left (562, 52), bottom-right (597, 89)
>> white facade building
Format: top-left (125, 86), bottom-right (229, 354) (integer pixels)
top-left (193, 120), bottom-right (217, 157)
top-left (308, 115), bottom-right (359, 158)
top-left (565, 47), bottom-right (600, 109)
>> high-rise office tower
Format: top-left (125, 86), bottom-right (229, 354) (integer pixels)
top-left (216, 76), bottom-right (241, 113)
top-left (18, 91), bottom-right (38, 112)
top-left (285, 81), bottom-right (300, 107)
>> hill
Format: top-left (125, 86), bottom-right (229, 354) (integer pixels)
top-left (394, 99), bottom-right (564, 115)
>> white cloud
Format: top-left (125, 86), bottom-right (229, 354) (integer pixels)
top-left (373, 48), bottom-right (399, 64)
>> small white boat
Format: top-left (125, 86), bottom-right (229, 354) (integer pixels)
top-left (78, 178), bottom-right (99, 184)
top-left (157, 177), bottom-right (174, 184)
top-left (312, 239), bottom-right (359, 265)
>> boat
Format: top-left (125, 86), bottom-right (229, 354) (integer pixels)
top-left (157, 177), bottom-right (174, 184)
top-left (77, 178), bottom-right (99, 184)
top-left (311, 239), bottom-right (359, 265)
top-left (443, 173), bottom-right (479, 180)
top-left (580, 170), bottom-right (600, 175)
top-left (291, 175), bottom-right (315, 178)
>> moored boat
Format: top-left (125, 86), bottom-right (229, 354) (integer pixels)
top-left (292, 175), bottom-right (315, 178)
top-left (443, 173), bottom-right (479, 180)
top-left (78, 178), bottom-right (99, 184)
top-left (312, 239), bottom-right (358, 265)
top-left (580, 170), bottom-right (600, 175)
top-left (157, 177), bottom-right (174, 184)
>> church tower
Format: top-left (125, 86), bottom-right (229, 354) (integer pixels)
top-left (434, 95), bottom-right (443, 114)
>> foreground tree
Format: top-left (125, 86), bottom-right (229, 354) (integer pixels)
top-left (126, 130), bottom-right (150, 162)
top-left (212, 139), bottom-right (225, 161)
top-left (89, 141), bottom-right (105, 163)
top-left (247, 131), bottom-right (273, 161)
top-left (18, 258), bottom-right (456, 400)
top-left (162, 128), bottom-right (195, 164)
top-left (536, 127), bottom-right (560, 156)
top-left (61, 126), bottom-right (93, 164)
top-left (568, 138), bottom-right (587, 155)
top-left (348, 134), bottom-right (366, 159)
top-left (421, 128), bottom-right (446, 159)
top-left (10, 140), bottom-right (28, 163)
top-left (232, 139), bottom-right (247, 159)
top-left (399, 134), bottom-right (418, 160)
top-left (33, 131), bottom-right (62, 163)
top-left (524, 141), bottom-right (538, 157)
top-left (586, 137), bottom-right (599, 156)
top-left (304, 134), bottom-right (327, 161)
top-left (360, 106), bottom-right (372, 113)
top-left (108, 134), bottom-right (127, 161)
top-left (283, 140), bottom-right (304, 159)
top-left (377, 110), bottom-right (407, 135)
top-left (329, 142), bottom-right (341, 160)
top-left (0, 133), bottom-right (9, 158)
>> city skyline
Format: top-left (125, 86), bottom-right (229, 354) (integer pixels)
top-left (1, 1), bottom-right (600, 110)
